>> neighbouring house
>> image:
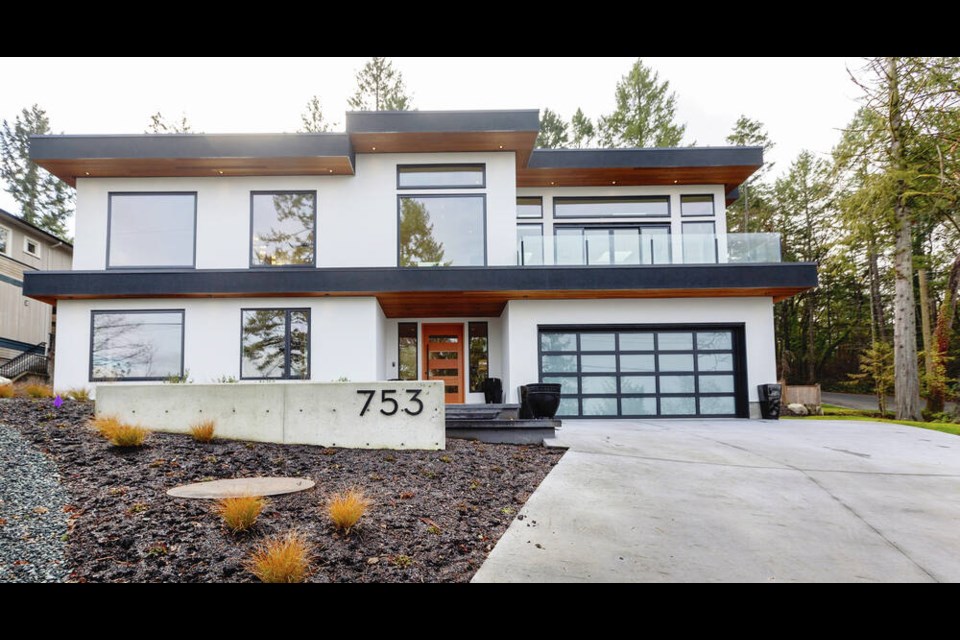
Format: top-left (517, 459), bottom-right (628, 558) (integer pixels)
top-left (24, 110), bottom-right (816, 417)
top-left (0, 208), bottom-right (72, 380)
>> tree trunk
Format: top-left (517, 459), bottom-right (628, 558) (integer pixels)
top-left (867, 235), bottom-right (887, 343)
top-left (805, 292), bottom-right (816, 383)
top-left (918, 267), bottom-right (934, 393)
top-left (927, 255), bottom-right (960, 413)
top-left (887, 56), bottom-right (923, 421)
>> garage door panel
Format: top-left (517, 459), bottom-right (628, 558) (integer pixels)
top-left (539, 325), bottom-right (745, 418)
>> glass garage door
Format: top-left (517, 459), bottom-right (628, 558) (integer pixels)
top-left (539, 326), bottom-right (745, 418)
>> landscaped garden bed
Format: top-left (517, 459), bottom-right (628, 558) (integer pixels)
top-left (0, 397), bottom-right (563, 582)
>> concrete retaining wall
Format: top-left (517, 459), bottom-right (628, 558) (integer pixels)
top-left (95, 381), bottom-right (445, 450)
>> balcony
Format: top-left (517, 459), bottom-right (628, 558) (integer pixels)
top-left (517, 232), bottom-right (782, 266)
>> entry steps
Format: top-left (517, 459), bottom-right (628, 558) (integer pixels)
top-left (445, 403), bottom-right (560, 444)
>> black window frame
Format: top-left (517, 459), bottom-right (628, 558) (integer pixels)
top-left (396, 193), bottom-right (488, 267)
top-left (516, 196), bottom-right (543, 219)
top-left (468, 321), bottom-right (489, 393)
top-left (106, 192), bottom-right (198, 270)
top-left (553, 196), bottom-right (671, 219)
top-left (537, 323), bottom-right (747, 419)
top-left (397, 164), bottom-right (486, 190)
top-left (89, 309), bottom-right (186, 382)
top-left (398, 321), bottom-right (418, 381)
top-left (239, 307), bottom-right (312, 380)
top-left (680, 194), bottom-right (716, 217)
top-left (249, 190), bottom-right (318, 269)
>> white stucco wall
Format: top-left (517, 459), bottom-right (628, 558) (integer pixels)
top-left (53, 297), bottom-right (384, 393)
top-left (72, 151), bottom-right (517, 270)
top-left (500, 297), bottom-right (776, 405)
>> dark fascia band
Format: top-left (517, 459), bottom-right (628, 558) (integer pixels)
top-left (527, 147), bottom-right (764, 169)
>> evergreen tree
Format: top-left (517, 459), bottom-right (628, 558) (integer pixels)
top-left (599, 59), bottom-right (686, 148)
top-left (726, 115), bottom-right (776, 233)
top-left (570, 108), bottom-right (596, 148)
top-left (536, 108), bottom-right (569, 148)
top-left (399, 199), bottom-right (447, 266)
top-left (347, 57), bottom-right (412, 111)
top-left (146, 112), bottom-right (194, 133)
top-left (299, 96), bottom-right (337, 132)
top-left (0, 104), bottom-right (74, 239)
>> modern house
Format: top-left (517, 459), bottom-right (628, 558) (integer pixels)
top-left (24, 110), bottom-right (816, 418)
top-left (0, 208), bottom-right (72, 379)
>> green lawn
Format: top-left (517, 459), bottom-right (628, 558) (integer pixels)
top-left (784, 405), bottom-right (960, 437)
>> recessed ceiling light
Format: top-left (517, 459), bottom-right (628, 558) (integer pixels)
top-left (673, 179), bottom-right (678, 183)
top-left (372, 146), bottom-right (377, 151)
top-left (329, 169), bottom-right (333, 173)
top-left (499, 145), bottom-right (503, 149)
top-left (612, 181), bottom-right (616, 184)
top-left (550, 182), bottom-right (555, 185)
top-left (84, 171), bottom-right (90, 176)
top-left (218, 170), bottom-right (224, 175)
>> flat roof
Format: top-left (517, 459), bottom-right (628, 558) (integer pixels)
top-left (527, 146), bottom-right (763, 169)
top-left (346, 109), bottom-right (540, 134)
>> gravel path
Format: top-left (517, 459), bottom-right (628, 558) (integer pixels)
top-left (0, 421), bottom-right (71, 583)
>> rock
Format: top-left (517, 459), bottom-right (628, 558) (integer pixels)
top-left (787, 403), bottom-right (809, 416)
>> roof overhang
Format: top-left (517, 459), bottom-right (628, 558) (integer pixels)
top-left (30, 133), bottom-right (356, 186)
top-left (346, 110), bottom-right (540, 166)
top-left (518, 147), bottom-right (763, 195)
top-left (24, 263), bottom-right (817, 317)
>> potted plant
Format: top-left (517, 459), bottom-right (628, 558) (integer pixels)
top-left (524, 383), bottom-right (562, 419)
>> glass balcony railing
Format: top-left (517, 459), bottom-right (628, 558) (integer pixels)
top-left (516, 232), bottom-right (782, 266)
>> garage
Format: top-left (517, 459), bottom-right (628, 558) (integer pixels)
top-left (538, 324), bottom-right (747, 418)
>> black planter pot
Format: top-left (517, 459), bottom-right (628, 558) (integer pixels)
top-left (525, 383), bottom-right (562, 419)
top-left (517, 385), bottom-right (533, 419)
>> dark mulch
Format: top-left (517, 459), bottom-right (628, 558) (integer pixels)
top-left (0, 398), bottom-right (563, 583)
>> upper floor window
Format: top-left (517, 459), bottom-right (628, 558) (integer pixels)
top-left (250, 191), bottom-right (316, 267)
top-left (108, 193), bottom-right (196, 268)
top-left (681, 195), bottom-right (715, 217)
top-left (517, 197), bottom-right (543, 219)
top-left (554, 196), bottom-right (670, 218)
top-left (399, 195), bottom-right (485, 267)
top-left (23, 236), bottom-right (41, 258)
top-left (397, 164), bottom-right (485, 189)
top-left (0, 225), bottom-right (11, 256)
top-left (682, 221), bottom-right (717, 263)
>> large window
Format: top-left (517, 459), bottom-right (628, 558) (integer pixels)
top-left (398, 165), bottom-right (485, 189)
top-left (681, 194), bottom-right (715, 217)
top-left (469, 322), bottom-right (489, 393)
top-left (398, 322), bottom-right (418, 381)
top-left (0, 225), bottom-right (10, 256)
top-left (250, 192), bottom-right (316, 267)
top-left (398, 195), bottom-right (485, 266)
top-left (90, 310), bottom-right (184, 381)
top-left (555, 225), bottom-right (670, 265)
top-left (107, 193), bottom-right (196, 268)
top-left (516, 197), bottom-right (543, 219)
top-left (554, 196), bottom-right (669, 218)
top-left (241, 309), bottom-right (310, 380)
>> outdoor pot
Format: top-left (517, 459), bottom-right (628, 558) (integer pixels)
top-left (525, 384), bottom-right (561, 419)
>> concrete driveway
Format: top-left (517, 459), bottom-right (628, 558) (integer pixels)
top-left (472, 418), bottom-right (960, 583)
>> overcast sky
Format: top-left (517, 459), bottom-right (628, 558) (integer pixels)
top-left (0, 57), bottom-right (865, 216)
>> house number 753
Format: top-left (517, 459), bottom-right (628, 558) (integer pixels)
top-left (357, 389), bottom-right (424, 416)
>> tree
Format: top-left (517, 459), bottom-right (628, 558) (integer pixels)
top-left (347, 57), bottom-right (412, 111)
top-left (299, 96), bottom-right (337, 132)
top-left (848, 341), bottom-right (894, 416)
top-left (146, 112), bottom-right (193, 133)
top-left (570, 108), bottom-right (596, 148)
top-left (536, 108), bottom-right (569, 148)
top-left (598, 59), bottom-right (686, 148)
top-left (398, 199), bottom-right (447, 266)
top-left (726, 116), bottom-right (776, 233)
top-left (0, 104), bottom-right (74, 239)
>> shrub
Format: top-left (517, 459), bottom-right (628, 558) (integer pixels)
top-left (214, 375), bottom-right (238, 383)
top-left (65, 388), bottom-right (91, 402)
top-left (189, 419), bottom-right (216, 442)
top-left (0, 384), bottom-right (13, 399)
top-left (216, 495), bottom-right (264, 533)
top-left (246, 531), bottom-right (312, 583)
top-left (91, 415), bottom-right (150, 447)
top-left (22, 382), bottom-right (53, 398)
top-left (326, 488), bottom-right (371, 533)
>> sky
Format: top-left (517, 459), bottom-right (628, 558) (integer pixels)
top-left (0, 56), bottom-right (865, 216)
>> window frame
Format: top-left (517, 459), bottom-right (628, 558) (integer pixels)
top-left (553, 196), bottom-right (671, 219)
top-left (396, 193), bottom-right (488, 267)
top-left (682, 220), bottom-right (717, 264)
top-left (680, 194), bottom-right (716, 217)
top-left (239, 307), bottom-right (312, 380)
top-left (106, 192), bottom-right (197, 270)
top-left (23, 235), bottom-right (41, 258)
top-left (249, 190), bottom-right (318, 269)
top-left (396, 164), bottom-right (486, 190)
top-left (517, 222), bottom-right (544, 266)
top-left (516, 196), bottom-right (543, 219)
top-left (398, 321), bottom-right (418, 381)
top-left (468, 321), bottom-right (489, 393)
top-left (89, 309), bottom-right (185, 382)
top-left (0, 224), bottom-right (12, 257)
top-left (553, 223), bottom-right (672, 265)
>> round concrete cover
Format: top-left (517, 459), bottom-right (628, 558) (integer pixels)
top-left (167, 477), bottom-right (315, 499)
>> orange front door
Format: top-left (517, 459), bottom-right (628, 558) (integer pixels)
top-left (422, 323), bottom-right (464, 404)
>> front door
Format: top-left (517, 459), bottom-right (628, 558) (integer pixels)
top-left (422, 323), bottom-right (464, 404)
